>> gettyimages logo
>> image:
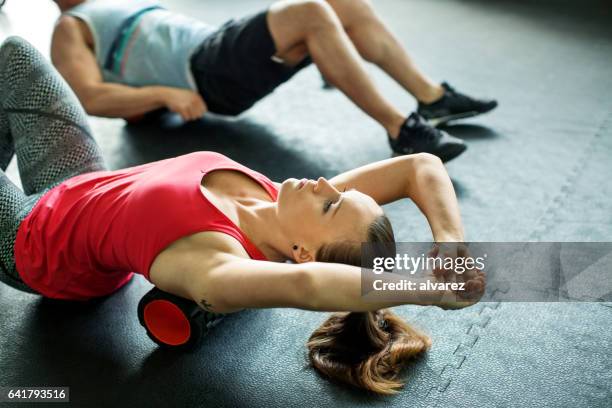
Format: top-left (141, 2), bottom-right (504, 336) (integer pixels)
top-left (360, 242), bottom-right (612, 304)
top-left (372, 252), bottom-right (486, 275)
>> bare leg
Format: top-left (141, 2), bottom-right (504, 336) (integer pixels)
top-left (325, 0), bottom-right (444, 104)
top-left (268, 0), bottom-right (406, 138)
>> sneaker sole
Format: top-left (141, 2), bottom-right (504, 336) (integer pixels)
top-left (391, 143), bottom-right (467, 162)
top-left (428, 103), bottom-right (497, 127)
top-left (437, 142), bottom-right (467, 162)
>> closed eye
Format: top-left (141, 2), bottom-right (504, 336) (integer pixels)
top-left (323, 199), bottom-right (333, 213)
top-left (324, 187), bottom-right (350, 213)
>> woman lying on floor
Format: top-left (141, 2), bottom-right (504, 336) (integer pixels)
top-left (0, 37), bottom-right (484, 395)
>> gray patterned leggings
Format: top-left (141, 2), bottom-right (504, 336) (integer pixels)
top-left (0, 37), bottom-right (107, 294)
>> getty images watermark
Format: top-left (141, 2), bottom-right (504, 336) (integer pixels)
top-left (360, 242), bottom-right (612, 303)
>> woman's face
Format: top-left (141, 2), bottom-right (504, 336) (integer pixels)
top-left (277, 177), bottom-right (383, 259)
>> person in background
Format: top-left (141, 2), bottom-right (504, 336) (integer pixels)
top-left (50, 0), bottom-right (498, 162)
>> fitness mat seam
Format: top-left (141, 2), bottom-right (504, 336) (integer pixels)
top-left (424, 301), bottom-right (502, 404)
top-left (528, 111), bottom-right (612, 242)
top-left (424, 110), bottom-right (612, 403)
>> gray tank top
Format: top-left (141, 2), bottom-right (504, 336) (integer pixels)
top-left (65, 0), bottom-right (215, 90)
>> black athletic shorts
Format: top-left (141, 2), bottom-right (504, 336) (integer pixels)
top-left (190, 10), bottom-right (312, 116)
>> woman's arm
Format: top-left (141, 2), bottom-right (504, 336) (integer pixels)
top-left (329, 153), bottom-right (465, 242)
top-left (189, 255), bottom-right (464, 313)
top-left (150, 234), bottom-right (482, 314)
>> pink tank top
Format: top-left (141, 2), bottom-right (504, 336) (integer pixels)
top-left (14, 152), bottom-right (279, 300)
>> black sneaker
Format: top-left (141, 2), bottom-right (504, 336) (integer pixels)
top-left (389, 112), bottom-right (467, 162)
top-left (418, 82), bottom-right (498, 127)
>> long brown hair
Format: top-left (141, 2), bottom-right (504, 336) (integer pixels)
top-left (308, 215), bottom-right (431, 395)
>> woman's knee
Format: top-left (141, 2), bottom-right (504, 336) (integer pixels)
top-left (0, 36), bottom-right (45, 101)
top-left (0, 36), bottom-right (37, 65)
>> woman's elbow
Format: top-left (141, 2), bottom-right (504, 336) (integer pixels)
top-left (409, 152), bottom-right (444, 172)
top-left (403, 153), bottom-right (447, 195)
top-left (78, 86), bottom-right (115, 117)
top-left (80, 93), bottom-right (106, 117)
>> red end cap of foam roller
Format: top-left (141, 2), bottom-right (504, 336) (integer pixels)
top-left (143, 300), bottom-right (191, 346)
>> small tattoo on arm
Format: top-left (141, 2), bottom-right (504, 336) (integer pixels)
top-left (199, 298), bottom-right (214, 311)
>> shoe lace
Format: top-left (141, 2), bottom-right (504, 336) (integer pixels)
top-left (443, 82), bottom-right (475, 105)
top-left (410, 113), bottom-right (440, 142)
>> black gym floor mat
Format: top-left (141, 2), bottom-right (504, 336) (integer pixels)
top-left (1, 1), bottom-right (611, 407)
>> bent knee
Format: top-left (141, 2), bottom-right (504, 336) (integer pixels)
top-left (0, 36), bottom-right (35, 61)
top-left (328, 0), bottom-right (373, 13)
top-left (0, 36), bottom-right (42, 81)
top-left (325, 0), bottom-right (376, 25)
top-left (294, 0), bottom-right (340, 31)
